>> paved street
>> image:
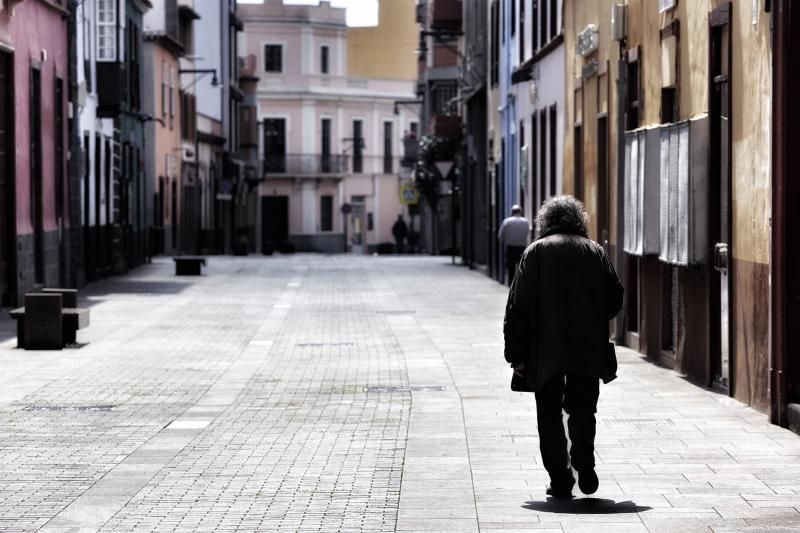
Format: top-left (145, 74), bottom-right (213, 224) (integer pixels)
top-left (1, 256), bottom-right (799, 532)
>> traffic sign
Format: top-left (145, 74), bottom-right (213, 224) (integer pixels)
top-left (400, 184), bottom-right (419, 205)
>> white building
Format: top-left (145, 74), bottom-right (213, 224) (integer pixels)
top-left (239, 0), bottom-right (418, 254)
top-left (509, 0), bottom-right (566, 226)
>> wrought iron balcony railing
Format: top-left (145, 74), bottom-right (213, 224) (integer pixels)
top-left (263, 154), bottom-right (349, 176)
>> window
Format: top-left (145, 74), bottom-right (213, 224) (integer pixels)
top-left (540, 0), bottom-right (548, 48)
top-left (410, 121), bottom-right (419, 137)
top-left (264, 118), bottom-right (286, 173)
top-left (531, 1), bottom-right (539, 52)
top-left (321, 118), bottom-right (332, 173)
top-left (626, 48), bottom-right (641, 130)
top-left (320, 195), bottom-right (333, 231)
top-left (83, 7), bottom-right (91, 91)
top-left (352, 119), bottom-right (363, 173)
top-left (518, 0), bottom-right (525, 63)
top-left (55, 78), bottom-right (64, 220)
top-left (96, 0), bottom-right (117, 61)
top-left (321, 45), bottom-right (330, 75)
top-left (169, 66), bottom-right (175, 129)
top-left (161, 62), bottom-right (167, 120)
top-left (383, 121), bottom-right (393, 174)
top-left (550, 0), bottom-right (558, 42)
top-left (491, 0), bottom-right (499, 86)
top-left (83, 134), bottom-right (90, 226)
top-left (574, 123), bottom-right (583, 201)
top-left (539, 108), bottom-right (546, 203)
top-left (264, 44), bottom-right (282, 73)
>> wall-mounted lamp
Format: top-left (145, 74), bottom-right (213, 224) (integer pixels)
top-left (178, 68), bottom-right (219, 89)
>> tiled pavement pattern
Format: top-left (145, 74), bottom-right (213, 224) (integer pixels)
top-left (0, 256), bottom-right (797, 532)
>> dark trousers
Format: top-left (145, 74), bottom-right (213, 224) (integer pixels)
top-left (535, 373), bottom-right (600, 486)
top-left (395, 238), bottom-right (405, 254)
top-left (506, 245), bottom-right (525, 286)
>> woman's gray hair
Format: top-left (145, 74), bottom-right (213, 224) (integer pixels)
top-left (535, 195), bottom-right (589, 239)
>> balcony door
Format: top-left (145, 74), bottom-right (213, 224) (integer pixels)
top-left (321, 118), bottom-right (332, 173)
top-left (264, 118), bottom-right (286, 173)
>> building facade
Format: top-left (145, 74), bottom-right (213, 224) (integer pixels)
top-left (562, 0), bottom-right (772, 414)
top-left (240, 0), bottom-right (418, 254)
top-left (414, 0), bottom-right (464, 256)
top-left (192, 0), bottom-right (246, 256)
top-left (142, 0), bottom-right (190, 256)
top-left (76, 0), bottom-right (151, 281)
top-left (0, 0), bottom-right (71, 305)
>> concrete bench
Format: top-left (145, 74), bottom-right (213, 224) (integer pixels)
top-left (173, 256), bottom-right (206, 276)
top-left (9, 292), bottom-right (90, 349)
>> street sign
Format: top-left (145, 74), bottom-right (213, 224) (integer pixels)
top-left (434, 160), bottom-right (454, 180)
top-left (400, 184), bottom-right (419, 205)
top-left (341, 202), bottom-right (352, 215)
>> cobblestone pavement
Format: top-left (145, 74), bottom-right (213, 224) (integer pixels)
top-left (0, 256), bottom-right (799, 532)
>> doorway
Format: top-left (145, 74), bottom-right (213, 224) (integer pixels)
top-left (349, 202), bottom-right (367, 254)
top-left (772, 0), bottom-right (800, 425)
top-left (709, 3), bottom-right (732, 392)
top-left (30, 67), bottom-right (44, 285)
top-left (0, 51), bottom-right (16, 306)
top-left (261, 196), bottom-right (289, 249)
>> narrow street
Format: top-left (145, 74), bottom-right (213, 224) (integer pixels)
top-left (1, 256), bottom-right (799, 532)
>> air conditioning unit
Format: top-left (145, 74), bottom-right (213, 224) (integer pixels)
top-left (659, 0), bottom-right (677, 14)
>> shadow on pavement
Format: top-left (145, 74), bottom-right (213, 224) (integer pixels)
top-left (79, 280), bottom-right (191, 307)
top-left (523, 498), bottom-right (652, 514)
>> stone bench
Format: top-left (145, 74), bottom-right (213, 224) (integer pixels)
top-left (173, 256), bottom-right (206, 276)
top-left (9, 291), bottom-right (90, 350)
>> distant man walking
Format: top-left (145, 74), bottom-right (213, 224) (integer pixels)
top-left (503, 196), bottom-right (623, 498)
top-left (498, 205), bottom-right (530, 286)
top-left (392, 215), bottom-right (409, 254)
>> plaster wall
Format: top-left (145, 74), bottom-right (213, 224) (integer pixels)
top-left (347, 0), bottom-right (417, 81)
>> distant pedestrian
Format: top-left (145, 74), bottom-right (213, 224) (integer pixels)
top-left (392, 215), bottom-right (409, 254)
top-left (503, 195), bottom-right (623, 499)
top-left (498, 205), bottom-right (530, 286)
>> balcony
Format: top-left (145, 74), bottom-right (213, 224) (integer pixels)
top-left (430, 114), bottom-right (462, 137)
top-left (430, 0), bottom-right (462, 32)
top-left (263, 154), bottom-right (349, 177)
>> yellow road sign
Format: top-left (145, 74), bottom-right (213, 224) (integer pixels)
top-left (400, 184), bottom-right (419, 205)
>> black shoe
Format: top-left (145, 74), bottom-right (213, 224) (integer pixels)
top-left (545, 483), bottom-right (574, 499)
top-left (576, 468), bottom-right (599, 495)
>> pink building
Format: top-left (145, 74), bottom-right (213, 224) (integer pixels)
top-left (240, 0), bottom-right (418, 254)
top-left (0, 0), bottom-right (71, 305)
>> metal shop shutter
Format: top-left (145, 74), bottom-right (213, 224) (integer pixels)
top-left (623, 127), bottom-right (660, 256)
top-left (658, 116), bottom-right (708, 266)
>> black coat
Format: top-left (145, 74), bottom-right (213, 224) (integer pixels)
top-left (503, 231), bottom-right (624, 391)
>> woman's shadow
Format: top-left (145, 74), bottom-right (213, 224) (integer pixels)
top-left (524, 498), bottom-right (652, 514)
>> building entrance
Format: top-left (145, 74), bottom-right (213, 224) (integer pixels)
top-left (261, 196), bottom-right (289, 250)
top-left (0, 51), bottom-right (16, 307)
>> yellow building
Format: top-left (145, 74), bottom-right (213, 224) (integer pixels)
top-left (564, 0), bottom-right (772, 412)
top-left (348, 0), bottom-right (418, 80)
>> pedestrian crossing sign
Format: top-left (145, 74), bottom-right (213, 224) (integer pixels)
top-left (400, 184), bottom-right (419, 206)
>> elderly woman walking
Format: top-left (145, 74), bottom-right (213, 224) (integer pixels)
top-left (503, 195), bottom-right (624, 498)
